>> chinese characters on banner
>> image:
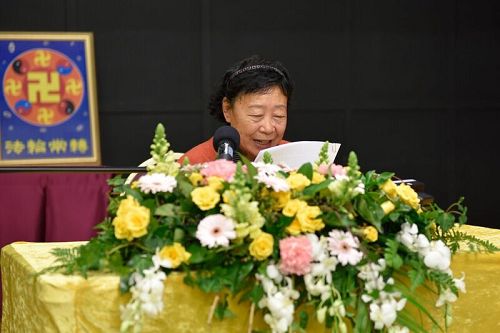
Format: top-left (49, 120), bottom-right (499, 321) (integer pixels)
top-left (0, 33), bottom-right (100, 165)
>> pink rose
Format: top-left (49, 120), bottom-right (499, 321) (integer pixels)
top-left (279, 236), bottom-right (313, 275)
top-left (201, 159), bottom-right (237, 181)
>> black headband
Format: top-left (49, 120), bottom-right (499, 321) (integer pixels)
top-left (228, 65), bottom-right (285, 81)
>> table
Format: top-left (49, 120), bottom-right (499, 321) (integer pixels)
top-left (2, 225), bottom-right (500, 332)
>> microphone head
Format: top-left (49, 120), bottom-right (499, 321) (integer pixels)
top-left (213, 126), bottom-right (240, 150)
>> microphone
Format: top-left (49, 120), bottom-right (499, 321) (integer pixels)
top-left (213, 126), bottom-right (240, 161)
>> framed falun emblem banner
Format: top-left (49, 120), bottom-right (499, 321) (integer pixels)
top-left (0, 32), bottom-right (100, 165)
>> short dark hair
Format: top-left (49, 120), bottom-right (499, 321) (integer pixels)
top-left (208, 55), bottom-right (294, 123)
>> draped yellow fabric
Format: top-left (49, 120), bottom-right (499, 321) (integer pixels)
top-left (1, 225), bottom-right (500, 332)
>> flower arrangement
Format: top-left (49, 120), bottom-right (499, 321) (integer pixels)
top-left (52, 124), bottom-right (498, 333)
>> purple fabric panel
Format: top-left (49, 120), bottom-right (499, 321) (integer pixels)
top-left (0, 174), bottom-right (46, 249)
top-left (44, 173), bottom-right (111, 242)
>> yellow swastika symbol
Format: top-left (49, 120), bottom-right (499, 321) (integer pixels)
top-left (37, 108), bottom-right (55, 125)
top-left (34, 50), bottom-right (52, 67)
top-left (4, 79), bottom-right (22, 96)
top-left (28, 72), bottom-right (61, 103)
top-left (5, 140), bottom-right (25, 155)
top-left (49, 139), bottom-right (67, 154)
top-left (27, 71), bottom-right (61, 103)
top-left (65, 78), bottom-right (82, 95)
top-left (27, 139), bottom-right (47, 155)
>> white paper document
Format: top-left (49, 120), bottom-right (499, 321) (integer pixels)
top-left (254, 141), bottom-right (341, 169)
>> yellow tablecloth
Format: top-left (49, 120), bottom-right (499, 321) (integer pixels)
top-left (1, 225), bottom-right (500, 333)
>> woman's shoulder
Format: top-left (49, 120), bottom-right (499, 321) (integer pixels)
top-left (178, 137), bottom-right (216, 164)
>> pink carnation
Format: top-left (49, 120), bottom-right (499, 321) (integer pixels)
top-left (279, 236), bottom-right (313, 276)
top-left (201, 159), bottom-right (237, 181)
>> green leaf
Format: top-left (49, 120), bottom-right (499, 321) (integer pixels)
top-left (302, 179), bottom-right (333, 197)
top-left (240, 154), bottom-right (258, 180)
top-left (127, 254), bottom-right (153, 273)
top-left (155, 203), bottom-right (176, 217)
top-left (354, 195), bottom-right (384, 230)
top-left (299, 310), bottom-right (309, 329)
top-left (214, 296), bottom-right (235, 320)
top-left (297, 162), bottom-right (313, 180)
top-left (384, 239), bottom-right (403, 269)
top-left (243, 283), bottom-right (264, 304)
top-left (436, 212), bottom-right (455, 232)
top-left (353, 297), bottom-right (370, 333)
top-left (107, 175), bottom-right (125, 186)
top-left (408, 268), bottom-right (426, 291)
top-left (187, 244), bottom-right (208, 264)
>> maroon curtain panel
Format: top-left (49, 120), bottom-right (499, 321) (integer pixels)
top-left (0, 173), bottom-right (111, 248)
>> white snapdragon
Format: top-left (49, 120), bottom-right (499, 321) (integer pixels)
top-left (120, 266), bottom-right (167, 332)
top-left (396, 222), bottom-right (419, 251)
top-left (358, 259), bottom-right (407, 331)
top-left (256, 268), bottom-right (299, 333)
top-left (423, 240), bottom-right (451, 272)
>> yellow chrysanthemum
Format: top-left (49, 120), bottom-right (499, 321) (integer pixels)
top-left (381, 180), bottom-right (398, 199)
top-left (270, 191), bottom-right (291, 210)
top-left (296, 205), bottom-right (324, 233)
top-left (207, 176), bottom-right (224, 191)
top-left (249, 232), bottom-right (274, 260)
top-left (191, 186), bottom-right (220, 210)
top-left (112, 196), bottom-right (150, 241)
top-left (286, 218), bottom-right (302, 235)
top-left (286, 173), bottom-right (311, 191)
top-left (397, 183), bottom-right (420, 210)
top-left (282, 199), bottom-right (308, 217)
top-left (158, 243), bottom-right (191, 268)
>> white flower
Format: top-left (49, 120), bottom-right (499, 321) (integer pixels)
top-left (195, 214), bottom-right (236, 248)
top-left (436, 273), bottom-right (466, 307)
top-left (128, 267), bottom-right (167, 316)
top-left (255, 173), bottom-right (290, 192)
top-left (252, 162), bottom-right (283, 175)
top-left (266, 264), bottom-right (283, 283)
top-left (137, 173), bottom-right (177, 194)
top-left (353, 182), bottom-right (365, 195)
top-left (415, 234), bottom-right (430, 254)
top-left (328, 230), bottom-right (363, 266)
top-left (435, 288), bottom-right (458, 307)
top-left (369, 301), bottom-right (398, 330)
top-left (388, 326), bottom-right (410, 333)
top-left (423, 240), bottom-right (451, 272)
top-left (396, 223), bottom-right (419, 251)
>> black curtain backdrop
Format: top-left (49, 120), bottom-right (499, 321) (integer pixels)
top-left (1, 0), bottom-right (499, 228)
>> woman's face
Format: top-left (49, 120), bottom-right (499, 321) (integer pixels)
top-left (222, 86), bottom-right (288, 161)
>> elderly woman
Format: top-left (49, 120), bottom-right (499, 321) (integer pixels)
top-left (181, 55), bottom-right (294, 164)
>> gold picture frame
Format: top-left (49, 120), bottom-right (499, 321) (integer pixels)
top-left (0, 32), bottom-right (100, 165)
